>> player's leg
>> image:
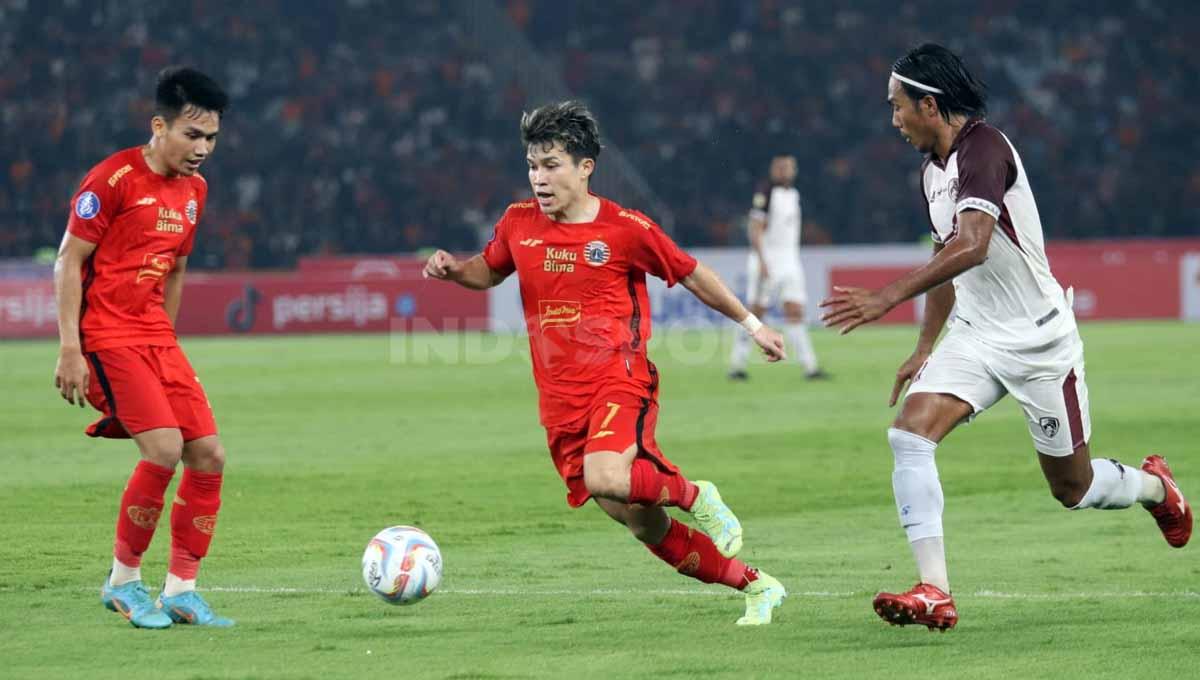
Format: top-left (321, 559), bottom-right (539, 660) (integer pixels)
top-left (581, 395), bottom-right (742, 556)
top-left (156, 434), bottom-right (232, 626)
top-left (98, 427), bottom-right (183, 629)
top-left (86, 347), bottom-right (181, 628)
top-left (153, 346), bottom-right (233, 626)
top-left (781, 297), bottom-right (823, 379)
top-left (875, 328), bottom-right (1005, 630)
top-left (1012, 336), bottom-right (1190, 546)
top-left (593, 498), bottom-right (786, 625)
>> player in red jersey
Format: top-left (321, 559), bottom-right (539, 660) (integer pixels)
top-left (54, 68), bottom-right (233, 629)
top-left (425, 102), bottom-right (790, 624)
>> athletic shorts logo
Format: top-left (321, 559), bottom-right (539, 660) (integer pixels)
top-left (126, 505), bottom-right (161, 530)
top-left (193, 515), bottom-right (218, 535)
top-left (185, 199), bottom-right (198, 224)
top-left (1039, 417), bottom-right (1060, 438)
top-left (75, 191), bottom-right (101, 219)
top-left (584, 240), bottom-right (610, 266)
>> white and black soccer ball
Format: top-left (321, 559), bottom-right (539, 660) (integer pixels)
top-left (361, 526), bottom-right (442, 605)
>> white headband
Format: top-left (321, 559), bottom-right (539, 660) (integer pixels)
top-left (891, 72), bottom-right (944, 94)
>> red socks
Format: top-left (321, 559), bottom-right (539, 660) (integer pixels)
top-left (168, 469), bottom-right (223, 580)
top-left (113, 461), bottom-right (175, 566)
top-left (647, 519), bottom-right (759, 590)
top-left (628, 458), bottom-right (698, 510)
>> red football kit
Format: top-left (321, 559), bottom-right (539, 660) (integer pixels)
top-left (66, 146), bottom-right (216, 441)
top-left (482, 196), bottom-right (697, 507)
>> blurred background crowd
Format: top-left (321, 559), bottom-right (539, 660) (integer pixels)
top-left (1, 0), bottom-right (1196, 269)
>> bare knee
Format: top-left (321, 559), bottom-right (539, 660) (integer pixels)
top-left (183, 436), bottom-right (226, 473)
top-left (892, 393), bottom-right (973, 443)
top-left (583, 451), bottom-right (631, 500)
top-left (1049, 478), bottom-right (1090, 508)
top-left (135, 428), bottom-right (184, 468)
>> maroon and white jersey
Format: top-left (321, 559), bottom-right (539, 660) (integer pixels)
top-left (922, 119), bottom-right (1075, 349)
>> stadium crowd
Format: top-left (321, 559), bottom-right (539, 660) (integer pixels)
top-left (1, 0), bottom-right (1195, 268)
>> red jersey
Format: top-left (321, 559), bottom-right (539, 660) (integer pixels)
top-left (482, 196), bottom-right (697, 427)
top-left (66, 147), bottom-right (207, 352)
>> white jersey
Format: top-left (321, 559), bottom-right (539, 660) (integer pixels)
top-left (750, 183), bottom-right (802, 273)
top-left (922, 119), bottom-right (1075, 350)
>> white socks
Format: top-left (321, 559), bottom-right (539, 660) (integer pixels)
top-left (889, 427), bottom-right (950, 591)
top-left (109, 559), bottom-right (199, 596)
top-left (1072, 458), bottom-right (1164, 509)
top-left (910, 537), bottom-right (950, 593)
top-left (109, 559), bottom-right (141, 587)
top-left (785, 323), bottom-right (818, 374)
top-left (729, 329), bottom-right (751, 371)
top-left (890, 428), bottom-right (944, 541)
top-left (163, 573), bottom-right (197, 597)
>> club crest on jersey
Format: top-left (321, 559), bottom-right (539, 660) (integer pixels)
top-left (1039, 417), bottom-right (1060, 438)
top-left (75, 191), bottom-right (101, 219)
top-left (186, 199), bottom-right (198, 224)
top-left (584, 240), bottom-right (610, 266)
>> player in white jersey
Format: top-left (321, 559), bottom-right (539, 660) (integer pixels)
top-left (819, 43), bottom-right (1191, 631)
top-left (729, 155), bottom-right (826, 380)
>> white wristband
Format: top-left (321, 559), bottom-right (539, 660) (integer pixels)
top-left (739, 313), bottom-right (763, 334)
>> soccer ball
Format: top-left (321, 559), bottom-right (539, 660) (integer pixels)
top-left (361, 526), bottom-right (443, 605)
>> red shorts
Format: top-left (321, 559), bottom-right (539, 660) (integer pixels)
top-left (84, 344), bottom-right (217, 441)
top-left (545, 390), bottom-right (681, 508)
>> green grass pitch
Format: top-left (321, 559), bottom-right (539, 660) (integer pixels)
top-left (1, 322), bottom-right (1196, 679)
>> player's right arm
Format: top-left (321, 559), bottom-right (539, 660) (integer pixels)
top-left (54, 232), bottom-right (97, 407)
top-left (889, 242), bottom-right (956, 407)
top-left (425, 211), bottom-right (518, 289)
top-left (423, 251), bottom-right (507, 290)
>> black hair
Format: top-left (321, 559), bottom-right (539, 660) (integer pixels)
top-left (892, 43), bottom-right (987, 121)
top-left (519, 101), bottom-right (602, 164)
top-left (155, 67), bottom-right (228, 122)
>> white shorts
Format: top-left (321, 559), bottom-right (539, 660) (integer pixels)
top-left (907, 323), bottom-right (1091, 456)
top-left (746, 257), bottom-right (807, 307)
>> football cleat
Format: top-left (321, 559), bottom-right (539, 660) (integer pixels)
top-left (688, 481), bottom-right (743, 557)
top-left (156, 590), bottom-right (235, 627)
top-left (1142, 455), bottom-right (1192, 548)
top-left (873, 582), bottom-right (958, 631)
top-left (736, 571), bottom-right (786, 626)
top-left (101, 578), bottom-right (172, 629)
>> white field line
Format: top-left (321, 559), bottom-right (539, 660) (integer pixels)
top-left (180, 586), bottom-right (1200, 600)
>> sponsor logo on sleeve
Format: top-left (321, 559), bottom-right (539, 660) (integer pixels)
top-left (75, 191), bottom-right (101, 219)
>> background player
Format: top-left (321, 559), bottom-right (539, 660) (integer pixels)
top-left (53, 68), bottom-right (234, 629)
top-left (424, 101), bottom-right (790, 625)
top-left (728, 155), bottom-right (826, 381)
top-left (819, 44), bottom-right (1191, 630)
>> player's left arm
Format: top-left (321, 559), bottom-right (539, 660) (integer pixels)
top-left (164, 255), bottom-right (187, 326)
top-left (681, 262), bottom-right (786, 362)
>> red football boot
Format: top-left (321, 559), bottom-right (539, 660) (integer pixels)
top-left (1142, 455), bottom-right (1192, 548)
top-left (873, 582), bottom-right (958, 631)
